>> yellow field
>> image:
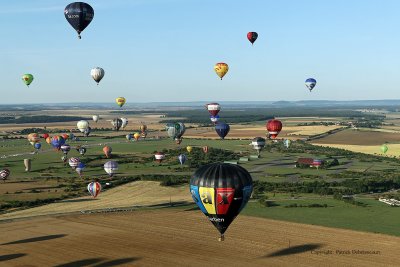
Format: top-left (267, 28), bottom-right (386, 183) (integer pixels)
top-left (312, 143), bottom-right (400, 157)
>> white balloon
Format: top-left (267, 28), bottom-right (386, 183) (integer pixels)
top-left (91, 67), bottom-right (105, 84)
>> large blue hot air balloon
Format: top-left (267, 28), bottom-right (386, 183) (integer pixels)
top-left (190, 163), bottom-right (253, 241)
top-left (305, 78), bottom-right (317, 92)
top-left (215, 122), bottom-right (230, 139)
top-left (178, 154), bottom-right (187, 165)
top-left (34, 142), bottom-right (42, 150)
top-left (64, 2), bottom-right (94, 39)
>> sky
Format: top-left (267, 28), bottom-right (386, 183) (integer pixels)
top-left (1, 0), bottom-right (400, 104)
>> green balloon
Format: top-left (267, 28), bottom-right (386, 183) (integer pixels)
top-left (381, 144), bottom-right (388, 154)
top-left (22, 74), bottom-right (34, 86)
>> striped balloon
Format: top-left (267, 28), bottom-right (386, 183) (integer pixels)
top-left (104, 161), bottom-right (118, 177)
top-left (68, 157), bottom-right (80, 169)
top-left (0, 168), bottom-right (10, 181)
top-left (87, 182), bottom-right (101, 198)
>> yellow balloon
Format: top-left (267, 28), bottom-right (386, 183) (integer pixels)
top-left (186, 146), bottom-right (193, 153)
top-left (116, 97), bottom-right (126, 108)
top-left (133, 132), bottom-right (141, 141)
top-left (214, 63), bottom-right (229, 80)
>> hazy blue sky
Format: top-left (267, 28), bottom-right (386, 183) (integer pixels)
top-left (1, 0), bottom-right (400, 104)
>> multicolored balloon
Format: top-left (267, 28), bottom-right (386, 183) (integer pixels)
top-left (68, 157), bottom-right (80, 169)
top-left (154, 152), bottom-right (165, 163)
top-left (22, 74), bottom-right (34, 87)
top-left (247, 32), bottom-right (258, 45)
top-left (116, 97), bottom-right (126, 108)
top-left (126, 134), bottom-right (132, 141)
top-left (305, 78), bottom-right (317, 92)
top-left (190, 163), bottom-right (253, 241)
top-left (51, 136), bottom-right (65, 150)
top-left (27, 133), bottom-right (40, 145)
top-left (0, 168), bottom-right (10, 181)
top-left (210, 115), bottom-right (220, 124)
top-left (64, 2), bottom-right (94, 39)
top-left (166, 122), bottom-right (186, 144)
top-left (87, 181), bottom-right (101, 198)
top-left (214, 63), bottom-right (229, 80)
top-left (205, 103), bottom-right (221, 117)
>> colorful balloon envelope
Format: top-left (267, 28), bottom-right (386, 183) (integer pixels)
top-left (140, 124), bottom-right (147, 133)
top-left (215, 122), bottom-right (230, 139)
top-left (42, 133), bottom-right (49, 139)
top-left (76, 162), bottom-right (85, 176)
top-left (214, 63), bottom-right (229, 80)
top-left (34, 142), bottom-right (42, 150)
top-left (27, 133), bottom-right (40, 144)
top-left (60, 144), bottom-right (71, 155)
top-left (305, 78), bottom-right (317, 92)
top-left (22, 74), bottom-right (34, 87)
top-left (202, 146), bottom-right (209, 154)
top-left (103, 146), bottom-right (112, 158)
top-left (133, 132), bottom-right (140, 141)
top-left (266, 119), bottom-right (282, 139)
top-left (166, 122), bottom-right (186, 142)
top-left (61, 133), bottom-right (69, 141)
top-left (51, 136), bottom-right (65, 150)
top-left (0, 168), bottom-right (10, 181)
top-left (154, 152), bottom-right (165, 163)
top-left (116, 97), bottom-right (126, 108)
top-left (111, 118), bottom-right (123, 131)
top-left (205, 103), bottom-right (221, 117)
top-left (186, 146), bottom-right (193, 153)
top-left (126, 134), bottom-right (133, 141)
top-left (91, 67), bottom-right (104, 84)
top-left (210, 115), bottom-right (220, 124)
top-left (247, 32), bottom-right (258, 45)
top-left (64, 2), bottom-right (94, 39)
top-left (190, 163), bottom-right (253, 241)
top-left (178, 154), bottom-right (187, 165)
top-left (88, 181), bottom-right (101, 198)
top-left (104, 161), bottom-right (118, 177)
top-left (68, 157), bottom-right (80, 169)
top-left (61, 155), bottom-right (68, 163)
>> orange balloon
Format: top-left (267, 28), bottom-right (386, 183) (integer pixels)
top-left (103, 146), bottom-right (112, 158)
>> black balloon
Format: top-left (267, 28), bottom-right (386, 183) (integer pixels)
top-left (190, 163), bottom-right (253, 240)
top-left (64, 2), bottom-right (94, 39)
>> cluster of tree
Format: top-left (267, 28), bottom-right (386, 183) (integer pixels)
top-left (0, 116), bottom-right (88, 124)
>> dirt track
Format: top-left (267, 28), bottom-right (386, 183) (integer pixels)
top-left (0, 209), bottom-right (399, 267)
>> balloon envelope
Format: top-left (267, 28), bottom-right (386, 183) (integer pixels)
top-left (215, 122), bottom-right (230, 139)
top-left (111, 118), bottom-right (123, 131)
top-left (92, 115), bottom-right (99, 122)
top-left (0, 168), bottom-right (10, 181)
top-left (103, 146), bottom-right (112, 158)
top-left (190, 163), bottom-right (253, 239)
top-left (266, 119), bottom-right (282, 139)
top-left (88, 182), bottom-right (101, 198)
top-left (64, 2), bottom-right (94, 39)
top-left (214, 63), bottom-right (229, 80)
top-left (381, 144), bottom-right (388, 154)
top-left (22, 74), bottom-right (34, 86)
top-left (178, 154), bottom-right (187, 165)
top-left (116, 97), bottom-right (126, 108)
top-left (91, 67), bottom-right (104, 84)
top-left (77, 120), bottom-right (89, 133)
top-left (104, 161), bottom-right (118, 177)
top-left (305, 78), bottom-right (317, 92)
top-left (247, 32), bottom-right (258, 45)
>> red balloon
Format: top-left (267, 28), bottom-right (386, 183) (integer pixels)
top-left (266, 119), bottom-right (282, 139)
top-left (42, 133), bottom-right (49, 139)
top-left (205, 103), bottom-right (220, 117)
top-left (202, 146), bottom-right (209, 153)
top-left (247, 32), bottom-right (258, 45)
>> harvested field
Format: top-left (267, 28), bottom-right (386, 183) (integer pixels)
top-left (0, 209), bottom-right (398, 267)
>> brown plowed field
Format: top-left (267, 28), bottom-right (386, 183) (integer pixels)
top-left (0, 209), bottom-right (399, 267)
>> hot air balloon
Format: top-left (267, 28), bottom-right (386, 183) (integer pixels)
top-left (215, 122), bottom-right (230, 139)
top-left (68, 157), bottom-right (80, 169)
top-left (22, 74), bottom-right (34, 87)
top-left (76, 162), bottom-right (85, 177)
top-left (247, 32), bottom-right (258, 45)
top-left (64, 2), bottom-right (94, 39)
top-left (103, 146), bottom-right (112, 158)
top-left (284, 139), bottom-right (291, 149)
top-left (83, 127), bottom-right (91, 137)
top-left (51, 136), bottom-right (65, 150)
top-left (116, 97), bottom-right (126, 108)
top-left (104, 161), bottom-right (118, 177)
top-left (133, 132), bottom-right (140, 141)
top-left (140, 124), bottom-right (147, 138)
top-left (61, 155), bottom-right (68, 163)
top-left (111, 118), bottom-right (123, 131)
top-left (178, 154), bottom-right (187, 165)
top-left (88, 181), bottom-right (101, 198)
top-left (61, 133), bottom-right (69, 141)
top-left (78, 147), bottom-right (87, 156)
top-left (42, 133), bottom-right (49, 139)
top-left (186, 146), bottom-right (193, 153)
top-left (381, 144), bottom-right (388, 154)
top-left (69, 133), bottom-right (75, 140)
top-left (190, 163), bottom-right (253, 241)
top-left (91, 67), bottom-right (104, 84)
top-left (214, 63), bottom-right (229, 80)
top-left (121, 118), bottom-right (128, 129)
top-left (77, 120), bottom-right (89, 133)
top-left (24, 159), bottom-right (31, 172)
top-left (251, 137), bottom-right (266, 156)
top-left (92, 115), bottom-right (99, 123)
top-left (202, 146), bottom-right (209, 154)
top-left (46, 137), bottom-right (51, 145)
top-left (305, 78), bottom-right (317, 92)
top-left (34, 142), bottom-right (42, 152)
top-left (27, 133), bottom-right (40, 145)
top-left (154, 152), bottom-right (165, 163)
top-left (210, 115), bottom-right (220, 124)
top-left (266, 119), bottom-right (282, 139)
top-left (166, 122), bottom-right (186, 144)
top-left (0, 169), bottom-right (10, 182)
top-left (126, 134), bottom-right (133, 141)
top-left (60, 144), bottom-right (71, 155)
top-left (206, 103), bottom-right (221, 117)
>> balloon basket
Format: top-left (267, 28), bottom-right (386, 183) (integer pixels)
top-left (218, 235), bottom-right (225, 242)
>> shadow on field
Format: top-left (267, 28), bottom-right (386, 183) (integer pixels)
top-left (0, 253), bottom-right (27, 262)
top-left (264, 243), bottom-right (323, 257)
top-left (54, 258), bottom-right (105, 267)
top-left (184, 206), bottom-right (200, 211)
top-left (2, 234), bottom-right (67, 245)
top-left (92, 257), bottom-right (141, 267)
top-left (60, 198), bottom-right (96, 203)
